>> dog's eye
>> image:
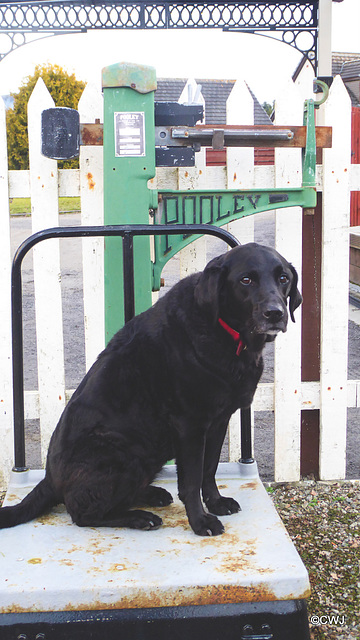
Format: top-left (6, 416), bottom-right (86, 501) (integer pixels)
top-left (240, 276), bottom-right (252, 286)
top-left (279, 274), bottom-right (289, 285)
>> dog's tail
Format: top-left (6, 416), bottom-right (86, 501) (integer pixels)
top-left (0, 477), bottom-right (57, 529)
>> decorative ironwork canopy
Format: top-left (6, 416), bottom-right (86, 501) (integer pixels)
top-left (0, 1), bottom-right (319, 69)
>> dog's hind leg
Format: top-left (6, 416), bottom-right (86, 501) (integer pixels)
top-left (72, 506), bottom-right (163, 530)
top-left (62, 464), bottom-right (164, 531)
top-left (65, 488), bottom-right (163, 530)
top-left (136, 485), bottom-right (173, 507)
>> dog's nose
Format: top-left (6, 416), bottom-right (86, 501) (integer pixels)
top-left (263, 306), bottom-right (284, 322)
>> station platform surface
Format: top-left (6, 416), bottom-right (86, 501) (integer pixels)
top-left (0, 462), bottom-right (310, 614)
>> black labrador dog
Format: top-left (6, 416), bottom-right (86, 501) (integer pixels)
top-left (0, 243), bottom-right (302, 536)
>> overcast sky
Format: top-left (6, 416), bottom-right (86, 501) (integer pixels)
top-left (0, 0), bottom-right (359, 103)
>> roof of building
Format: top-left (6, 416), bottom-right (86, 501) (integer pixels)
top-left (332, 53), bottom-right (360, 106)
top-left (293, 52), bottom-right (360, 108)
top-left (332, 52), bottom-right (360, 77)
top-left (155, 78), bottom-right (272, 126)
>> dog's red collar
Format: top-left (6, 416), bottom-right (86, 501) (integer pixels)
top-left (218, 318), bottom-right (246, 356)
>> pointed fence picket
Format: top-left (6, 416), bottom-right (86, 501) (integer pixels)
top-left (27, 79), bottom-right (67, 465)
top-left (226, 79), bottom-right (255, 461)
top-left (226, 79), bottom-right (255, 246)
top-left (319, 76), bottom-right (352, 480)
top-left (177, 79), bottom-right (208, 279)
top-left (273, 79), bottom-right (305, 482)
top-left (0, 72), bottom-right (359, 487)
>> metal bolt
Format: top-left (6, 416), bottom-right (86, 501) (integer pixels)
top-left (35, 634), bottom-right (46, 640)
top-left (17, 635), bottom-right (28, 640)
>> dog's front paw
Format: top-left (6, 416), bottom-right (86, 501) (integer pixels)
top-left (206, 496), bottom-right (241, 516)
top-left (191, 513), bottom-right (225, 536)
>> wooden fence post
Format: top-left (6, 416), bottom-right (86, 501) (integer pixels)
top-left (273, 79), bottom-right (303, 481)
top-left (28, 78), bottom-right (66, 465)
top-left (0, 97), bottom-right (14, 483)
top-left (178, 79), bottom-right (208, 278)
top-left (319, 75), bottom-right (351, 480)
top-left (226, 79), bottom-right (255, 245)
top-left (226, 79), bottom-right (255, 461)
top-left (294, 61), bottom-right (322, 479)
top-left (78, 83), bottom-right (105, 371)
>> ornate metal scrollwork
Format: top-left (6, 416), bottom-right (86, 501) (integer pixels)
top-left (0, 1), bottom-right (318, 69)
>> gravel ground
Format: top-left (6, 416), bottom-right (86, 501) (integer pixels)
top-left (269, 481), bottom-right (360, 640)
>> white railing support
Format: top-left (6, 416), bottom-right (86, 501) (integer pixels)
top-left (273, 79), bottom-right (303, 482)
top-left (319, 75), bottom-right (351, 480)
top-left (0, 97), bottom-right (14, 484)
top-left (78, 83), bottom-right (105, 370)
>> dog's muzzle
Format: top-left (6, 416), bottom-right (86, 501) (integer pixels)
top-left (254, 302), bottom-right (288, 335)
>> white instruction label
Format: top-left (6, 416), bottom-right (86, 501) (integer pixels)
top-left (114, 111), bottom-right (145, 157)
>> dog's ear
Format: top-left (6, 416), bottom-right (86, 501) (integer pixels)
top-left (288, 264), bottom-right (303, 322)
top-left (195, 254), bottom-right (228, 323)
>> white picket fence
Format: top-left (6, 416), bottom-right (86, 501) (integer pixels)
top-left (1, 64), bottom-right (359, 487)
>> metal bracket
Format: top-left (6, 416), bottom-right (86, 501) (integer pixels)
top-left (11, 223), bottom-right (241, 471)
top-left (241, 623), bottom-right (273, 639)
top-left (212, 129), bottom-right (225, 150)
top-left (155, 126), bottom-right (295, 149)
top-left (313, 79), bottom-right (330, 108)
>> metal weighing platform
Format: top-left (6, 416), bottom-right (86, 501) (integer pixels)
top-left (0, 463), bottom-right (310, 639)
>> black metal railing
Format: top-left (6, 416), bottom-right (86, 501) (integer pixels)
top-left (0, 1), bottom-right (318, 68)
top-left (11, 222), bottom-right (255, 472)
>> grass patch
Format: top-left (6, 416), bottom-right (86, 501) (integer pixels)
top-left (59, 197), bottom-right (81, 213)
top-left (9, 197), bottom-right (81, 216)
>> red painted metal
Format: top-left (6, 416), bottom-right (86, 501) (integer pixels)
top-left (254, 148), bottom-right (275, 165)
top-left (206, 148), bottom-right (226, 166)
top-left (206, 148), bottom-right (275, 167)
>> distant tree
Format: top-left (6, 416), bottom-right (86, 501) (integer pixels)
top-left (6, 63), bottom-right (86, 170)
top-left (262, 101), bottom-right (274, 118)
